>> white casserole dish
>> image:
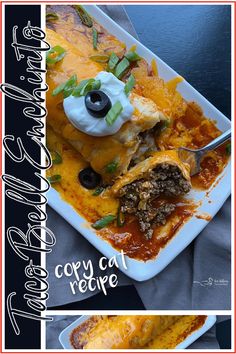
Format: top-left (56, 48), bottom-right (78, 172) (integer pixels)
top-left (47, 5), bottom-right (231, 281)
top-left (58, 315), bottom-right (217, 350)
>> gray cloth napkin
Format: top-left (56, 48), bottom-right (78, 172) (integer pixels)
top-left (46, 315), bottom-right (228, 349)
top-left (46, 6), bottom-right (231, 310)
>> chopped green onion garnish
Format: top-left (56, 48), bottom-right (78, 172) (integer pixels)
top-left (46, 45), bottom-right (66, 65)
top-left (125, 50), bottom-right (141, 62)
top-left (226, 143), bottom-right (231, 155)
top-left (52, 74), bottom-right (77, 98)
top-left (48, 174), bottom-right (61, 184)
top-left (92, 28), bottom-right (98, 50)
top-left (72, 79), bottom-right (101, 97)
top-left (156, 120), bottom-right (171, 136)
top-left (89, 54), bottom-right (110, 63)
top-left (124, 74), bottom-right (135, 95)
top-left (108, 52), bottom-right (119, 71)
top-left (92, 186), bottom-right (104, 196)
top-left (73, 5), bottom-right (93, 27)
top-left (46, 12), bottom-right (59, 21)
top-left (105, 101), bottom-right (123, 126)
top-left (63, 75), bottom-right (78, 98)
top-left (52, 81), bottom-right (66, 96)
top-left (105, 160), bottom-right (118, 174)
top-left (51, 151), bottom-right (62, 164)
top-left (92, 215), bottom-right (116, 230)
top-left (117, 205), bottom-right (125, 227)
top-left (114, 57), bottom-right (130, 79)
top-left (72, 79), bottom-right (90, 97)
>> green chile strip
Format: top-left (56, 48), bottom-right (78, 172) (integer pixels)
top-left (105, 160), bottom-right (118, 173)
top-left (92, 28), bottom-right (98, 49)
top-left (46, 45), bottom-right (66, 65)
top-left (114, 57), bottom-right (130, 79)
top-left (92, 186), bottom-right (104, 196)
top-left (73, 5), bottom-right (93, 27)
top-left (48, 174), bottom-right (61, 183)
top-left (92, 215), bottom-right (116, 229)
top-left (51, 151), bottom-right (62, 164)
top-left (226, 143), bottom-right (231, 155)
top-left (117, 206), bottom-right (125, 227)
top-left (46, 12), bottom-right (59, 21)
top-left (90, 54), bottom-right (110, 63)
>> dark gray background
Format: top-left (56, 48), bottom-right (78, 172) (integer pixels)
top-left (126, 5), bottom-right (231, 118)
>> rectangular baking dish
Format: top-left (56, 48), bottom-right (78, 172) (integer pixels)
top-left (58, 315), bottom-right (217, 350)
top-left (47, 5), bottom-right (231, 281)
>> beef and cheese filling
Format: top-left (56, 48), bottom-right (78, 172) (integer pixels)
top-left (109, 150), bottom-right (191, 239)
top-left (118, 163), bottom-right (191, 238)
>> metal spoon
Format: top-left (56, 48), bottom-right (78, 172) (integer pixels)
top-left (178, 129), bottom-right (231, 176)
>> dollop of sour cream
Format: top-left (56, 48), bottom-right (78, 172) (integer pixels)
top-left (63, 71), bottom-right (134, 137)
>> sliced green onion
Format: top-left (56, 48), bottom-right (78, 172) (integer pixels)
top-left (124, 74), bottom-right (135, 95)
top-left (125, 50), bottom-right (141, 62)
top-left (48, 174), bottom-right (61, 184)
top-left (155, 120), bottom-right (170, 136)
top-left (51, 151), bottom-right (62, 164)
top-left (105, 160), bottom-right (118, 174)
top-left (73, 5), bottom-right (93, 27)
top-left (52, 74), bottom-right (77, 98)
top-left (92, 28), bottom-right (98, 50)
top-left (92, 186), bottom-right (104, 196)
top-left (114, 57), bottom-right (130, 79)
top-left (80, 79), bottom-right (101, 96)
top-left (72, 79), bottom-right (90, 97)
top-left (226, 143), bottom-right (231, 155)
top-left (46, 12), bottom-right (59, 21)
top-left (105, 101), bottom-right (123, 126)
top-left (108, 52), bottom-right (119, 71)
top-left (161, 120), bottom-right (170, 130)
top-left (89, 54), bottom-right (110, 63)
top-left (117, 206), bottom-right (125, 227)
top-left (46, 45), bottom-right (66, 65)
top-left (72, 79), bottom-right (101, 97)
top-left (92, 215), bottom-right (116, 230)
top-left (63, 75), bottom-right (78, 98)
top-left (52, 81), bottom-right (66, 96)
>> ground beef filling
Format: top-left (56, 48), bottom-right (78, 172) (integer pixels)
top-left (118, 163), bottom-right (191, 239)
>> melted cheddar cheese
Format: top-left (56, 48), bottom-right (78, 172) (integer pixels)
top-left (70, 315), bottom-right (207, 349)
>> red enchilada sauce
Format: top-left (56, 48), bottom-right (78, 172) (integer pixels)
top-left (99, 198), bottom-right (195, 261)
top-left (157, 102), bottom-right (230, 190)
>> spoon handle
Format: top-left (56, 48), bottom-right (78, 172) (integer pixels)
top-left (202, 129), bottom-right (231, 152)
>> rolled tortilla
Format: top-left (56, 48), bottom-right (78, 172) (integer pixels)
top-left (109, 150), bottom-right (191, 196)
top-left (46, 28), bottom-right (168, 183)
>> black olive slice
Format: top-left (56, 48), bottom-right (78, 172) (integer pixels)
top-left (78, 167), bottom-right (101, 189)
top-left (85, 90), bottom-right (111, 118)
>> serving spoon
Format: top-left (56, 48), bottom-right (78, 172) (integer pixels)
top-left (178, 129), bottom-right (231, 176)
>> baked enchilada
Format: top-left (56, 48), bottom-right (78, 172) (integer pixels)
top-left (69, 315), bottom-right (207, 349)
top-left (46, 5), bottom-right (230, 260)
